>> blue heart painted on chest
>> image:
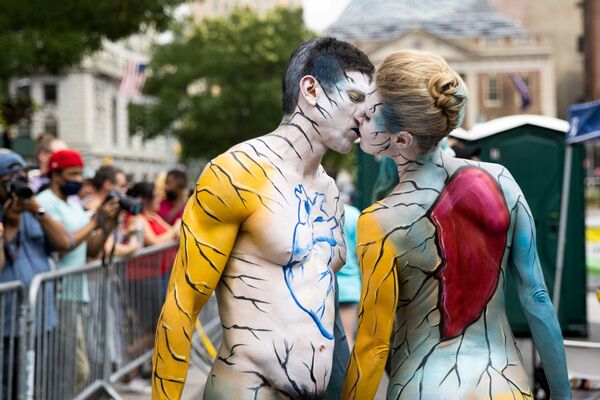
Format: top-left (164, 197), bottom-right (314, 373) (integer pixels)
top-left (283, 185), bottom-right (339, 339)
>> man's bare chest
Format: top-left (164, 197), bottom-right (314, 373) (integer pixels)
top-left (237, 181), bottom-right (344, 269)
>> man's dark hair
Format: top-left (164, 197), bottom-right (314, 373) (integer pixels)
top-left (127, 181), bottom-right (154, 203)
top-left (93, 165), bottom-right (118, 191)
top-left (282, 37), bottom-right (374, 116)
top-left (166, 169), bottom-right (187, 185)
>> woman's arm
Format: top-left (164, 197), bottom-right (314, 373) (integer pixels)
top-left (342, 211), bottom-right (399, 400)
top-left (503, 169), bottom-right (571, 400)
top-left (140, 216), bottom-right (178, 246)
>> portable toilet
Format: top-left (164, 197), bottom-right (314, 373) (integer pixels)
top-left (451, 115), bottom-right (587, 337)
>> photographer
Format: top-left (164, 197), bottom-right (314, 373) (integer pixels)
top-left (37, 149), bottom-right (120, 397)
top-left (85, 165), bottom-right (141, 258)
top-left (0, 149), bottom-right (69, 399)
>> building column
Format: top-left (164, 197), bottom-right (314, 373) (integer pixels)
top-left (540, 60), bottom-right (557, 117)
top-left (465, 71), bottom-right (479, 128)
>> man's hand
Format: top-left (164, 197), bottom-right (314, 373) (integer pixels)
top-left (12, 195), bottom-right (43, 215)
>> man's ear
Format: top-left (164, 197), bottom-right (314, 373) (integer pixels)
top-left (392, 131), bottom-right (414, 148)
top-left (299, 75), bottom-right (320, 106)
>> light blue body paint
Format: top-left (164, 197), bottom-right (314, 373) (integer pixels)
top-left (284, 184), bottom-right (338, 340)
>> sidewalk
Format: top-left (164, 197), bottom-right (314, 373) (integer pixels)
top-left (115, 363), bottom-right (208, 400)
top-left (115, 292), bottom-right (600, 399)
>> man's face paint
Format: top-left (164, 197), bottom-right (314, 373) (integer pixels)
top-left (317, 71), bottom-right (370, 155)
top-left (358, 84), bottom-right (396, 156)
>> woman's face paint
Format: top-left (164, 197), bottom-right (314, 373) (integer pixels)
top-left (358, 84), bottom-right (396, 156)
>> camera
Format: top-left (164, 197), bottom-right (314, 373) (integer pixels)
top-left (104, 190), bottom-right (143, 215)
top-left (6, 176), bottom-right (33, 199)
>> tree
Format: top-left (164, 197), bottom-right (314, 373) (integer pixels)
top-left (0, 0), bottom-right (184, 126)
top-left (129, 7), bottom-right (315, 159)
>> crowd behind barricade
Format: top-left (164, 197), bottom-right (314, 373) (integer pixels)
top-left (0, 133), bottom-right (191, 398)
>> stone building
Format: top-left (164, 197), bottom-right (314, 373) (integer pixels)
top-left (490, 0), bottom-right (584, 118)
top-left (327, 0), bottom-right (556, 128)
top-left (9, 38), bottom-right (178, 180)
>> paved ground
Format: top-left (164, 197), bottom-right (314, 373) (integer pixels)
top-left (116, 291), bottom-right (600, 399)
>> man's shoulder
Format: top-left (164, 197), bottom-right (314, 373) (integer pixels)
top-left (36, 189), bottom-right (59, 209)
top-left (36, 188), bottom-right (54, 201)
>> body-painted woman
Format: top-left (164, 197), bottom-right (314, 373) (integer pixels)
top-left (152, 38), bottom-right (374, 400)
top-left (342, 51), bottom-right (571, 400)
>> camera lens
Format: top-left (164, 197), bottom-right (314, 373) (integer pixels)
top-left (104, 190), bottom-right (142, 215)
top-left (8, 176), bottom-right (33, 199)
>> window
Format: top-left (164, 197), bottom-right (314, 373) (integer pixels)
top-left (44, 115), bottom-right (58, 136)
top-left (484, 76), bottom-right (502, 107)
top-left (44, 83), bottom-right (57, 103)
top-left (16, 85), bottom-right (30, 100)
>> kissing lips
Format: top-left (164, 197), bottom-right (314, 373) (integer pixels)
top-left (351, 127), bottom-right (361, 143)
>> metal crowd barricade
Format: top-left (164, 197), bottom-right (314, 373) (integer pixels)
top-left (25, 259), bottom-right (116, 400)
top-left (107, 242), bottom-right (178, 387)
top-left (24, 242), bottom-right (178, 400)
top-left (0, 281), bottom-right (26, 400)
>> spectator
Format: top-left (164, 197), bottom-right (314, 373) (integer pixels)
top-left (157, 169), bottom-right (188, 226)
top-left (78, 167), bottom-right (97, 205)
top-left (0, 149), bottom-right (70, 399)
top-left (29, 133), bottom-right (68, 194)
top-left (122, 181), bottom-right (178, 393)
top-left (127, 182), bottom-right (179, 247)
top-left (327, 169), bottom-right (362, 351)
top-left (83, 165), bottom-right (141, 377)
top-left (84, 165), bottom-right (128, 212)
top-left (36, 149), bottom-right (120, 396)
top-left (125, 181), bottom-right (178, 315)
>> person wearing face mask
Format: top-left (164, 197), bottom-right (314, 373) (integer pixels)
top-left (36, 148), bottom-right (120, 396)
top-left (157, 169), bottom-right (188, 226)
top-left (0, 149), bottom-right (73, 399)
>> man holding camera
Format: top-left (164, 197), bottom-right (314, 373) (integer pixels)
top-left (36, 148), bottom-right (120, 396)
top-left (0, 149), bottom-right (71, 398)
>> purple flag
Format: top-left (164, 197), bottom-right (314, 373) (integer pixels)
top-left (509, 73), bottom-right (531, 110)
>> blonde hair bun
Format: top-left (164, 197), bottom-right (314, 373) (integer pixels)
top-left (427, 68), bottom-right (468, 131)
top-left (376, 50), bottom-right (469, 150)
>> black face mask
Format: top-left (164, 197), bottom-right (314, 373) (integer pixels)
top-left (60, 180), bottom-right (83, 196)
top-left (165, 190), bottom-right (178, 202)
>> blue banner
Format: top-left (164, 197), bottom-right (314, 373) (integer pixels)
top-left (567, 100), bottom-right (600, 144)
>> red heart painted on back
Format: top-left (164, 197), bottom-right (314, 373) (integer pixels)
top-left (430, 167), bottom-right (510, 340)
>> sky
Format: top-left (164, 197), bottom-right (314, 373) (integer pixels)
top-left (302, 0), bottom-right (351, 32)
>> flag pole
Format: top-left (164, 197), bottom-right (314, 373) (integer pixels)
top-left (554, 143), bottom-right (573, 315)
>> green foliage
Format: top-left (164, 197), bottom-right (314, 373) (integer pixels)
top-left (0, 0), bottom-right (183, 81)
top-left (129, 7), bottom-right (315, 159)
top-left (0, 0), bottom-right (184, 128)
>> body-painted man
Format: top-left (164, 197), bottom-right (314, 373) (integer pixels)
top-left (152, 38), bottom-right (374, 400)
top-left (342, 51), bottom-right (571, 400)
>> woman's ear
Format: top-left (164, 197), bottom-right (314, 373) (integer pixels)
top-left (299, 75), bottom-right (319, 106)
top-left (392, 131), bottom-right (414, 148)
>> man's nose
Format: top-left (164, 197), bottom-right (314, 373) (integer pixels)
top-left (354, 109), bottom-right (365, 125)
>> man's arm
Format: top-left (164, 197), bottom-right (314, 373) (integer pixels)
top-left (504, 172), bottom-right (571, 400)
top-left (342, 212), bottom-right (399, 400)
top-left (152, 153), bottom-right (260, 400)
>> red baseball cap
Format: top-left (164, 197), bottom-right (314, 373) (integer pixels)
top-left (48, 149), bottom-right (84, 172)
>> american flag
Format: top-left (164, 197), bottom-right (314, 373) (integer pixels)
top-left (118, 61), bottom-right (147, 97)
